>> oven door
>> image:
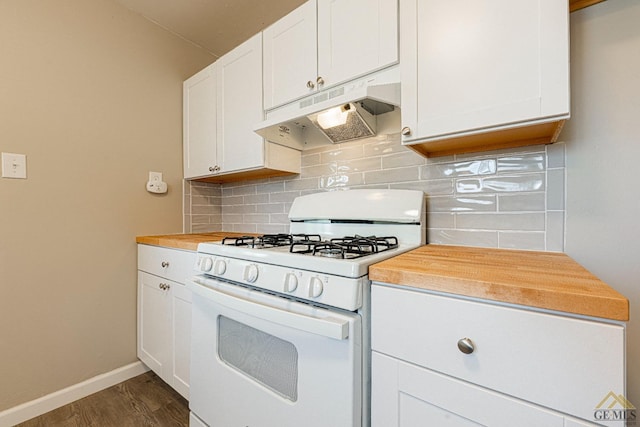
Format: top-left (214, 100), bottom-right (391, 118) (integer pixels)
top-left (188, 275), bottom-right (363, 427)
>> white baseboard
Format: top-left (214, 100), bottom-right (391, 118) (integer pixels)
top-left (0, 361), bottom-right (149, 427)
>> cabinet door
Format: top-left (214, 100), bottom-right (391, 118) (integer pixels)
top-left (263, 0), bottom-right (318, 110)
top-left (372, 352), bottom-right (565, 427)
top-left (137, 272), bottom-right (170, 381)
top-left (183, 63), bottom-right (218, 179)
top-left (217, 33), bottom-right (265, 173)
top-left (317, 0), bottom-right (398, 88)
top-left (400, 0), bottom-right (569, 143)
top-left (171, 282), bottom-right (192, 399)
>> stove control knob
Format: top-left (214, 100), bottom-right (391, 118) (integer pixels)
top-left (214, 259), bottom-right (227, 275)
top-left (244, 264), bottom-right (259, 283)
top-left (200, 257), bottom-right (213, 272)
top-left (284, 273), bottom-right (298, 293)
top-left (309, 277), bottom-right (324, 298)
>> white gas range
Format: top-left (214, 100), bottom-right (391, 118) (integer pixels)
top-left (188, 189), bottom-right (425, 427)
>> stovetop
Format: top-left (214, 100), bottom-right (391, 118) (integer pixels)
top-left (193, 190), bottom-right (425, 310)
top-left (220, 233), bottom-right (399, 260)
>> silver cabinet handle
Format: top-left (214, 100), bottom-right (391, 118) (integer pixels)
top-left (159, 283), bottom-right (165, 290)
top-left (208, 165), bottom-right (221, 173)
top-left (457, 337), bottom-right (475, 354)
top-left (161, 261), bottom-right (169, 268)
top-left (401, 126), bottom-right (412, 136)
top-left (307, 80), bottom-right (315, 89)
top-left (158, 283), bottom-right (171, 291)
top-left (316, 76), bottom-right (325, 86)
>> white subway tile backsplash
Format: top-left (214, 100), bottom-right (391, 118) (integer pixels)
top-left (320, 144), bottom-right (364, 163)
top-left (301, 163), bottom-right (336, 178)
top-left (256, 203), bottom-right (286, 214)
top-left (429, 229), bottom-right (499, 248)
top-left (256, 182), bottom-right (285, 194)
top-left (546, 168), bottom-right (565, 211)
top-left (184, 132), bottom-right (565, 251)
top-left (546, 142), bottom-right (565, 168)
top-left (498, 193), bottom-right (546, 212)
top-left (221, 195), bottom-right (244, 206)
top-left (498, 232), bottom-right (546, 250)
top-left (270, 191), bottom-right (302, 203)
top-left (340, 157), bottom-right (382, 172)
top-left (364, 166), bottom-right (419, 184)
top-left (302, 153), bottom-right (321, 167)
top-left (497, 154), bottom-right (545, 173)
top-left (456, 212), bottom-right (545, 231)
top-left (426, 213), bottom-right (455, 229)
top-left (428, 195), bottom-right (497, 212)
top-left (421, 159), bottom-right (496, 180)
top-left (231, 185), bottom-right (257, 196)
top-left (244, 193), bottom-right (270, 204)
top-left (546, 211), bottom-right (565, 252)
top-left (284, 178), bottom-right (319, 191)
top-left (243, 213), bottom-right (270, 224)
top-left (320, 173), bottom-right (365, 189)
top-left (457, 173), bottom-right (545, 193)
top-left (382, 152), bottom-right (426, 169)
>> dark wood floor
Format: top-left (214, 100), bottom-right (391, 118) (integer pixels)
top-left (16, 371), bottom-right (189, 427)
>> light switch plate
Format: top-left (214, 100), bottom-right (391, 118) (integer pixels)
top-left (1, 152), bottom-right (27, 179)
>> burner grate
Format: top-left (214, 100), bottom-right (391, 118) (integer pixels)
top-left (290, 235), bottom-right (399, 259)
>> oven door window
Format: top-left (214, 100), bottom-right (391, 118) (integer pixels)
top-left (218, 315), bottom-right (299, 401)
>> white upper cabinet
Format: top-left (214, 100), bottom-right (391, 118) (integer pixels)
top-left (263, 1), bottom-right (317, 110)
top-left (217, 33), bottom-right (265, 172)
top-left (263, 0), bottom-right (399, 111)
top-left (183, 63), bottom-right (217, 179)
top-left (400, 0), bottom-right (570, 157)
top-left (183, 33), bottom-right (301, 182)
top-left (317, 0), bottom-right (398, 89)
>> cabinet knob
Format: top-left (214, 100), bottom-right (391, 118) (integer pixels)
top-left (401, 126), bottom-right (412, 136)
top-left (316, 76), bottom-right (325, 86)
top-left (208, 165), bottom-right (221, 173)
top-left (457, 337), bottom-right (475, 354)
top-left (307, 80), bottom-right (315, 89)
top-left (161, 261), bottom-right (170, 268)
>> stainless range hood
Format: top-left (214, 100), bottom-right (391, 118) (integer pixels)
top-left (254, 67), bottom-right (401, 150)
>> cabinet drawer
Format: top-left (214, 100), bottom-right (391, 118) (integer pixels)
top-left (138, 244), bottom-right (196, 283)
top-left (371, 284), bottom-right (625, 422)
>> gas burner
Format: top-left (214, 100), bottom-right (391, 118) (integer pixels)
top-left (289, 235), bottom-right (399, 259)
top-left (221, 236), bottom-right (257, 247)
top-left (221, 234), bottom-right (324, 249)
top-left (331, 235), bottom-right (399, 253)
top-left (314, 243), bottom-right (348, 259)
top-left (292, 234), bottom-right (322, 243)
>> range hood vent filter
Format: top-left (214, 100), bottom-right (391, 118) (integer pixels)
top-left (308, 102), bottom-right (376, 144)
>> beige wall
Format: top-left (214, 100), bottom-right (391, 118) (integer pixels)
top-left (565, 0), bottom-right (640, 406)
top-left (0, 0), bottom-right (212, 411)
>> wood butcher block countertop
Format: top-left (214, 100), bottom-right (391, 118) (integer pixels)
top-left (136, 232), bottom-right (257, 251)
top-left (369, 245), bottom-right (629, 321)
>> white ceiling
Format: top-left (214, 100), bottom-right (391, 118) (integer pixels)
top-left (111, 0), bottom-right (306, 58)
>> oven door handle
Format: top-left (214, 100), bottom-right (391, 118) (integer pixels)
top-left (189, 278), bottom-right (350, 340)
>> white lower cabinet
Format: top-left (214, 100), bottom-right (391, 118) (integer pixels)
top-left (371, 284), bottom-right (626, 426)
top-left (137, 245), bottom-right (195, 399)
